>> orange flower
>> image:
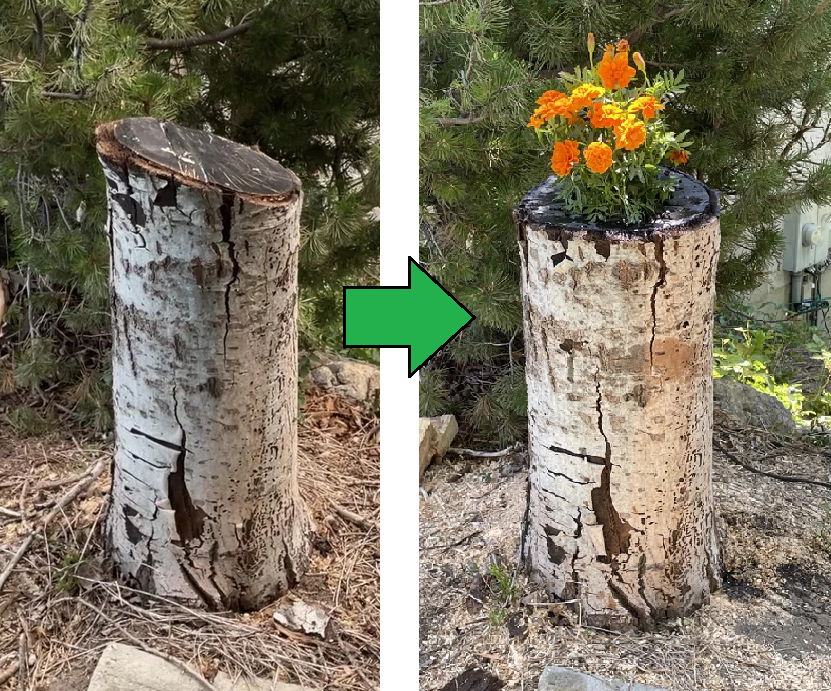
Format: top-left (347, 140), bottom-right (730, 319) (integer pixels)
top-left (587, 32), bottom-right (595, 54)
top-left (668, 149), bottom-right (689, 165)
top-left (551, 140), bottom-right (581, 176)
top-left (527, 115), bottom-right (545, 128)
top-left (616, 38), bottom-right (630, 52)
top-left (628, 95), bottom-right (664, 119)
top-left (632, 51), bottom-right (646, 72)
top-left (589, 101), bottom-right (626, 128)
top-left (613, 115), bottom-right (647, 150)
top-left (584, 141), bottom-right (614, 174)
top-left (596, 51), bottom-right (636, 90)
top-left (536, 90), bottom-right (565, 105)
top-left (570, 83), bottom-right (605, 109)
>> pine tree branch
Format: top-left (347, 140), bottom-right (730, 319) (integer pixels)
top-left (43, 91), bottom-right (86, 100)
top-left (145, 18), bottom-right (255, 51)
top-left (435, 115), bottom-right (487, 126)
top-left (420, 0), bottom-right (458, 5)
top-left (625, 5), bottom-right (688, 45)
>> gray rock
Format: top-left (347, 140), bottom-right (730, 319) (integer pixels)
top-left (309, 356), bottom-right (379, 408)
top-left (713, 377), bottom-right (795, 432)
top-left (538, 667), bottom-right (667, 691)
top-left (87, 643), bottom-right (314, 691)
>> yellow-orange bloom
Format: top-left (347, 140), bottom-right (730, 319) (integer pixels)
top-left (616, 38), bottom-right (630, 52)
top-left (589, 101), bottom-right (626, 128)
top-left (669, 149), bottom-right (689, 165)
top-left (569, 83), bottom-right (605, 109)
top-left (614, 115), bottom-right (647, 150)
top-left (632, 51), bottom-right (645, 71)
top-left (536, 90), bottom-right (565, 105)
top-left (527, 115), bottom-right (545, 128)
top-left (587, 33), bottom-right (595, 53)
top-left (551, 140), bottom-right (581, 176)
top-left (584, 141), bottom-right (614, 174)
top-left (597, 51), bottom-right (636, 90)
top-left (628, 95), bottom-right (664, 119)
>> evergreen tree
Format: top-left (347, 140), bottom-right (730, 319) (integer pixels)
top-left (420, 0), bottom-right (831, 443)
top-left (0, 0), bottom-right (379, 433)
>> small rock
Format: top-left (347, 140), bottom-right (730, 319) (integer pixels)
top-left (713, 377), bottom-right (795, 432)
top-left (419, 414), bottom-right (459, 476)
top-left (309, 355), bottom-right (379, 409)
top-left (447, 472), bottom-right (463, 483)
top-left (272, 595), bottom-right (332, 638)
top-left (538, 666), bottom-right (668, 691)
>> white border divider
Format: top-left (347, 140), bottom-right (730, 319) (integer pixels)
top-left (380, 0), bottom-right (419, 688)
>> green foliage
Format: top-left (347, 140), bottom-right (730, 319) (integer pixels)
top-left (420, 0), bottom-right (831, 439)
top-left (0, 0), bottom-right (379, 431)
top-left (54, 548), bottom-right (83, 595)
top-left (485, 561), bottom-right (517, 629)
top-left (713, 309), bottom-right (831, 429)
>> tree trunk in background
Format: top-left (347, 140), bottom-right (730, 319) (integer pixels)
top-left (516, 170), bottom-right (722, 630)
top-left (97, 117), bottom-right (311, 611)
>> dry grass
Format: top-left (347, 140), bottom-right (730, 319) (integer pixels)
top-left (0, 388), bottom-right (379, 691)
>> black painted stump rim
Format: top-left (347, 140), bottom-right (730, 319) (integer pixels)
top-left (95, 117), bottom-right (301, 205)
top-left (515, 167), bottom-right (720, 246)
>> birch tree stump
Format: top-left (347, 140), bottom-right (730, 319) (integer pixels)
top-left (96, 117), bottom-right (311, 610)
top-left (515, 170), bottom-right (722, 630)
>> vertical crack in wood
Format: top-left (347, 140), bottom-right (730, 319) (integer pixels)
top-left (168, 383), bottom-right (206, 544)
top-left (648, 238), bottom-right (667, 368)
top-left (219, 192), bottom-right (239, 360)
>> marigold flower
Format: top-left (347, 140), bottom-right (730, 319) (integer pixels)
top-left (596, 51), bottom-right (636, 90)
top-left (584, 141), bottom-right (614, 174)
top-left (632, 51), bottom-right (646, 72)
top-left (668, 149), bottom-right (689, 165)
top-left (551, 140), bottom-right (581, 176)
top-left (589, 101), bottom-right (626, 128)
top-left (587, 33), bottom-right (595, 53)
top-left (569, 83), bottom-right (605, 109)
top-left (628, 95), bottom-right (664, 119)
top-left (613, 115), bottom-right (647, 150)
top-left (616, 38), bottom-right (630, 52)
top-left (527, 115), bottom-right (545, 128)
top-left (536, 90), bottom-right (565, 106)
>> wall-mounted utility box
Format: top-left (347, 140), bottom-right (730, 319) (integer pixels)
top-left (782, 205), bottom-right (831, 273)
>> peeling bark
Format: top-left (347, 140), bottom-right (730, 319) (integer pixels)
top-left (98, 118), bottom-right (311, 610)
top-left (516, 172), bottom-right (722, 630)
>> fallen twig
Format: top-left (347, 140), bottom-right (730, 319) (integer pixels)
top-left (447, 443), bottom-right (521, 458)
top-left (0, 660), bottom-right (19, 686)
top-left (0, 457), bottom-right (107, 595)
top-left (332, 504), bottom-right (372, 531)
top-left (66, 598), bottom-right (220, 691)
top-left (714, 439), bottom-right (831, 490)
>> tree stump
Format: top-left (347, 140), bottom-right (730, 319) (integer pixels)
top-left (97, 117), bottom-right (311, 610)
top-left (515, 169), bottom-right (722, 630)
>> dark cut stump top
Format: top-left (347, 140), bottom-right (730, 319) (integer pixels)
top-left (95, 117), bottom-right (300, 202)
top-left (515, 167), bottom-right (720, 244)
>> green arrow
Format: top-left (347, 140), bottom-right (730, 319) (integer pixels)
top-left (343, 257), bottom-right (475, 377)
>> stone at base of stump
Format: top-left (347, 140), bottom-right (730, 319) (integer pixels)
top-left (538, 667), bottom-right (667, 691)
top-left (419, 414), bottom-right (459, 476)
top-left (87, 643), bottom-right (313, 691)
top-left (309, 354), bottom-right (380, 410)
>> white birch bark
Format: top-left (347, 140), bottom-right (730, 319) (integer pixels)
top-left (517, 173), bottom-right (722, 630)
top-left (97, 118), bottom-right (311, 610)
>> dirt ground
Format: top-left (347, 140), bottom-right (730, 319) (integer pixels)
top-left (0, 389), bottom-right (379, 691)
top-left (419, 415), bottom-right (831, 691)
